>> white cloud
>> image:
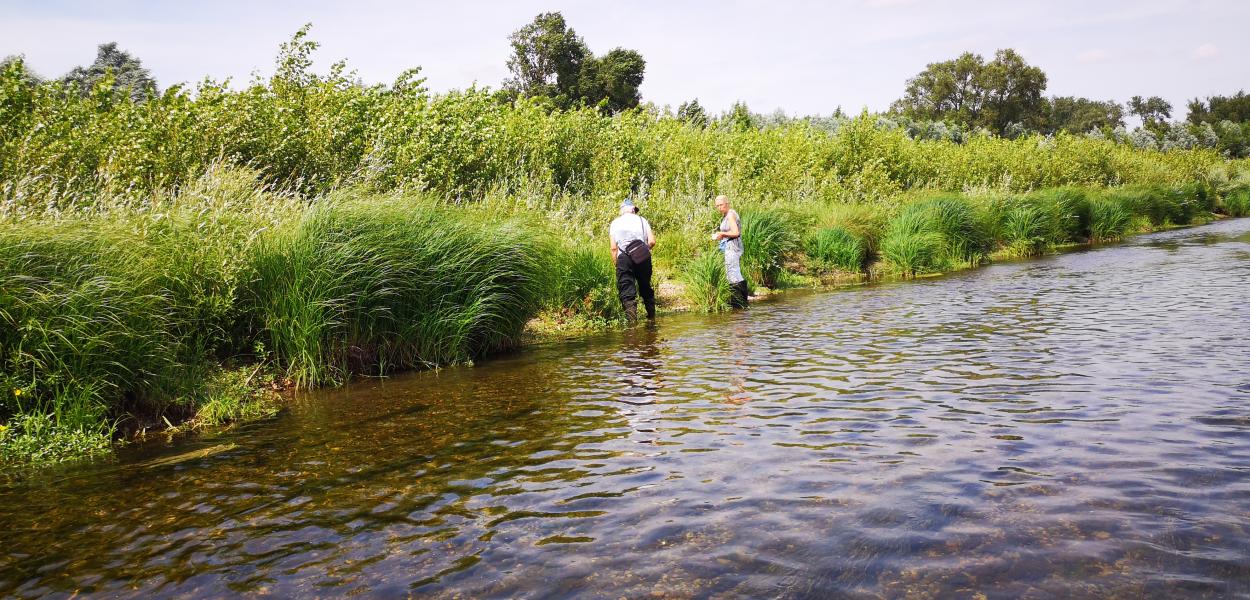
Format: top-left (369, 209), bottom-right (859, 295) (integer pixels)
top-left (1077, 49), bottom-right (1109, 63)
top-left (1192, 43), bottom-right (1220, 60)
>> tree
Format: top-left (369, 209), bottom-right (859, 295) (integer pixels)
top-left (504, 12), bottom-right (588, 106)
top-left (1186, 91), bottom-right (1250, 124)
top-left (891, 51), bottom-right (985, 126)
top-left (504, 12), bottom-right (645, 112)
top-left (61, 42), bottom-right (157, 101)
top-left (0, 55), bottom-right (43, 86)
top-left (1127, 95), bottom-right (1172, 130)
top-left (1042, 96), bottom-right (1125, 134)
top-left (677, 98), bottom-right (708, 127)
top-left (584, 48), bottom-right (645, 112)
top-left (891, 49), bottom-right (1047, 135)
top-left (978, 49), bottom-right (1047, 133)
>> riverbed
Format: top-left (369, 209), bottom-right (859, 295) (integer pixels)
top-left (2, 218), bottom-right (1249, 598)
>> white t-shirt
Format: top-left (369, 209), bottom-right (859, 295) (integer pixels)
top-left (610, 213), bottom-right (653, 250)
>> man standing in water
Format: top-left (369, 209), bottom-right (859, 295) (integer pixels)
top-left (712, 195), bottom-right (748, 309)
top-left (610, 198), bottom-right (657, 321)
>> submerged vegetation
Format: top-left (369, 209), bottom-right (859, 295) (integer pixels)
top-left (3, 30), bottom-right (1250, 466)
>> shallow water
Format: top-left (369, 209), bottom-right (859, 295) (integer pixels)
top-left (3, 219), bottom-right (1250, 599)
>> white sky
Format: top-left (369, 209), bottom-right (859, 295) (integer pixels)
top-left (2, 0), bottom-right (1247, 118)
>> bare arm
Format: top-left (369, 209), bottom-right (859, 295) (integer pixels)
top-left (610, 239), bottom-right (618, 261)
top-left (646, 220), bottom-right (656, 248)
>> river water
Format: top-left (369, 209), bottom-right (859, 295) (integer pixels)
top-left (3, 219), bottom-right (1250, 599)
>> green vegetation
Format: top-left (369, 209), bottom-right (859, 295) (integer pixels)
top-left (3, 27), bottom-right (1250, 466)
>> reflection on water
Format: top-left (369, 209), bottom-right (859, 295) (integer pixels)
top-left (2, 219), bottom-right (1250, 598)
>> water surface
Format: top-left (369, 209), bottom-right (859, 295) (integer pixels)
top-left (3, 219), bottom-right (1250, 598)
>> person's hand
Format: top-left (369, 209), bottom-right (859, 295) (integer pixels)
top-left (711, 232), bottom-right (723, 241)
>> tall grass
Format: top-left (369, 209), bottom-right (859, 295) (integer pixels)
top-left (740, 209), bottom-right (800, 290)
top-left (804, 227), bottom-right (867, 272)
top-left (680, 251), bottom-right (731, 313)
top-left (243, 196), bottom-right (550, 386)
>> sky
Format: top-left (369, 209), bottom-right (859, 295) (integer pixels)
top-left (2, 0), bottom-right (1247, 119)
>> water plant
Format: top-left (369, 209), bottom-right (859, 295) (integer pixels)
top-left (740, 209), bottom-right (800, 290)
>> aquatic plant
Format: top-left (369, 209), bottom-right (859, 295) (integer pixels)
top-left (552, 244), bottom-right (622, 321)
top-left (242, 196), bottom-right (550, 387)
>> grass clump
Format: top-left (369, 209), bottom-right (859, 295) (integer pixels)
top-left (804, 226), bottom-right (867, 272)
top-left (879, 194), bottom-right (989, 275)
top-left (1220, 186), bottom-right (1250, 217)
top-left (1087, 197), bottom-right (1132, 242)
top-left (551, 244), bottom-right (622, 322)
top-left (680, 251), bottom-right (730, 313)
top-left (741, 209), bottom-right (800, 290)
top-left (242, 195), bottom-right (550, 387)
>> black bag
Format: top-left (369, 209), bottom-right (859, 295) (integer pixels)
top-left (623, 239), bottom-right (651, 264)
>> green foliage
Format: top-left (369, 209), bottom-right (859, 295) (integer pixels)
top-left (553, 245), bottom-right (622, 321)
top-left (804, 227), bottom-right (867, 272)
top-left (243, 195), bottom-right (549, 386)
top-left (891, 48), bottom-right (1047, 135)
top-left (60, 42), bottom-right (157, 102)
top-left (740, 209), bottom-right (800, 289)
top-left (1128, 95), bottom-right (1173, 132)
top-left (504, 12), bottom-right (644, 112)
top-left (1187, 91), bottom-right (1250, 125)
top-left (1087, 197), bottom-right (1132, 242)
top-left (1001, 204), bottom-right (1051, 256)
top-left (1221, 186), bottom-right (1250, 217)
top-left (879, 211), bottom-right (945, 276)
top-left (680, 251), bottom-right (730, 313)
top-left (677, 99), bottom-right (708, 127)
top-left (1042, 96), bottom-right (1124, 134)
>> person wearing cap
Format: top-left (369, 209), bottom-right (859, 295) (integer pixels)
top-left (712, 194), bottom-right (748, 309)
top-left (609, 198), bottom-right (657, 321)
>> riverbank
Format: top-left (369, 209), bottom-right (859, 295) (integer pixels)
top-left (5, 166), bottom-right (1247, 467)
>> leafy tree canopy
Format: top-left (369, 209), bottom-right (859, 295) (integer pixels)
top-left (1186, 90), bottom-right (1250, 124)
top-left (1042, 96), bottom-right (1124, 134)
top-left (504, 12), bottom-right (645, 112)
top-left (891, 49), bottom-right (1046, 135)
top-left (1127, 95), bottom-right (1172, 129)
top-left (61, 42), bottom-right (157, 101)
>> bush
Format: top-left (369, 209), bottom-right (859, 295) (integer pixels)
top-left (1001, 204), bottom-right (1051, 256)
top-left (1220, 186), bottom-right (1250, 217)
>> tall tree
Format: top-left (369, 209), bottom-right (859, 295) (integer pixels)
top-left (0, 55), bottom-right (43, 86)
top-left (1127, 95), bottom-right (1172, 130)
top-left (978, 49), bottom-right (1047, 133)
top-left (892, 51), bottom-right (985, 126)
top-left (584, 48), bottom-right (645, 112)
top-left (891, 49), bottom-right (1047, 135)
top-left (61, 42), bottom-right (157, 101)
top-left (1042, 96), bottom-right (1125, 134)
top-left (1186, 91), bottom-right (1250, 124)
top-left (677, 98), bottom-right (708, 127)
top-left (504, 12), bottom-right (645, 112)
top-left (504, 12), bottom-right (588, 106)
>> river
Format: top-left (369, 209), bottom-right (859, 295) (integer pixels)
top-left (2, 218), bottom-right (1249, 598)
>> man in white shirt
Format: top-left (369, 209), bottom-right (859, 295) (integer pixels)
top-left (609, 198), bottom-right (657, 321)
